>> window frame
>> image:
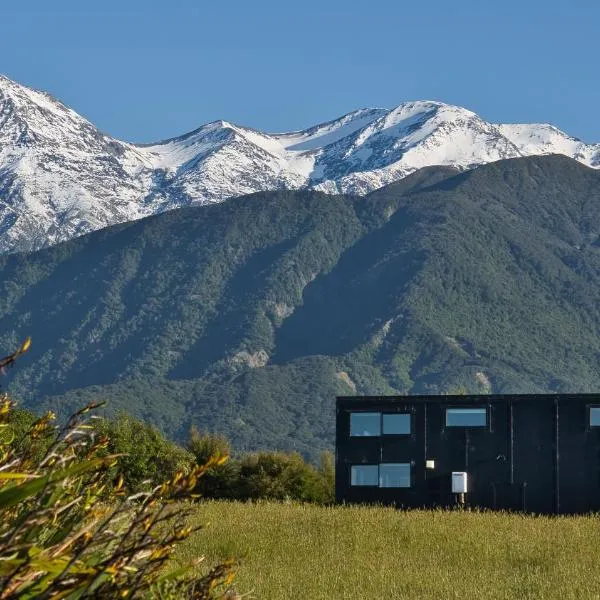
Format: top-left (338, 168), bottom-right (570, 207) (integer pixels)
top-left (350, 463), bottom-right (413, 488)
top-left (445, 406), bottom-right (488, 428)
top-left (349, 411), bottom-right (413, 437)
top-left (588, 405), bottom-right (600, 429)
top-left (378, 462), bottom-right (412, 488)
top-left (349, 412), bottom-right (381, 437)
top-left (350, 464), bottom-right (379, 487)
top-left (382, 413), bottom-right (412, 436)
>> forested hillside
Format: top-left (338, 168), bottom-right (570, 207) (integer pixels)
top-left (2, 155), bottom-right (600, 458)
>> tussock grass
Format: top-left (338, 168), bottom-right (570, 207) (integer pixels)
top-left (175, 501), bottom-right (600, 600)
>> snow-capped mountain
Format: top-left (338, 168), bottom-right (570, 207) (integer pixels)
top-left (1, 73), bottom-right (599, 254)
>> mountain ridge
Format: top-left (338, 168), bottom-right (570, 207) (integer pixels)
top-left (1, 74), bottom-right (599, 255)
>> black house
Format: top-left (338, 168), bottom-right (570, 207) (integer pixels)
top-left (336, 394), bottom-right (600, 514)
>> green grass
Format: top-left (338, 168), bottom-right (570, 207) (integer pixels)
top-left (174, 500), bottom-right (600, 600)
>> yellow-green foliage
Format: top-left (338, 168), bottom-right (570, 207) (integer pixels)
top-left (0, 395), bottom-right (236, 599)
top-left (174, 500), bottom-right (600, 600)
top-left (0, 336), bottom-right (237, 599)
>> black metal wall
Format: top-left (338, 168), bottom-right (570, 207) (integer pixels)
top-left (335, 394), bottom-right (600, 514)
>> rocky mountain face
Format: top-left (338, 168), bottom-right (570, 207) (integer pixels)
top-left (2, 155), bottom-right (600, 458)
top-left (1, 74), bottom-right (599, 254)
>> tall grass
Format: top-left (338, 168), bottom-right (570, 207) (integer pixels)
top-left (175, 501), bottom-right (600, 600)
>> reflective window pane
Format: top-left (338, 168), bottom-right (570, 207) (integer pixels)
top-left (379, 463), bottom-right (411, 488)
top-left (382, 413), bottom-right (411, 435)
top-left (351, 465), bottom-right (378, 486)
top-left (350, 412), bottom-right (381, 436)
top-left (590, 407), bottom-right (600, 426)
top-left (446, 408), bottom-right (487, 427)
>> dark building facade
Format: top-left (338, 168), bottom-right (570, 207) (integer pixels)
top-left (336, 394), bottom-right (600, 514)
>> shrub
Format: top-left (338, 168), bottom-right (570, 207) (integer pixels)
top-left (185, 430), bottom-right (335, 504)
top-left (95, 413), bottom-right (196, 491)
top-left (317, 450), bottom-right (335, 504)
top-left (236, 451), bottom-right (332, 503)
top-left (0, 340), bottom-right (237, 599)
top-left (187, 428), bottom-right (239, 500)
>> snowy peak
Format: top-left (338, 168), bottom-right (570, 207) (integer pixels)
top-left (0, 76), bottom-right (157, 253)
top-left (305, 102), bottom-right (515, 193)
top-left (498, 123), bottom-right (600, 167)
top-left (141, 120), bottom-right (240, 171)
top-left (0, 74), bottom-right (599, 254)
top-left (0, 75), bottom-right (106, 149)
top-left (273, 107), bottom-right (387, 151)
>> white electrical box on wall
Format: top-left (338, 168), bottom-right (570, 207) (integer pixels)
top-left (451, 471), bottom-right (468, 494)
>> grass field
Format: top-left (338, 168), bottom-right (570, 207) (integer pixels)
top-left (174, 501), bottom-right (600, 600)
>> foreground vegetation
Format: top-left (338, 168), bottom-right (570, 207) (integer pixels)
top-left (0, 340), bottom-right (238, 598)
top-left (174, 501), bottom-right (600, 600)
top-left (0, 397), bottom-right (330, 597)
top-left (0, 397), bottom-right (236, 598)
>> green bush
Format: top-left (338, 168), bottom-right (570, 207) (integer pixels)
top-left (317, 450), bottom-right (335, 503)
top-left (187, 428), bottom-right (240, 499)
top-left (187, 427), bottom-right (231, 465)
top-left (94, 413), bottom-right (196, 491)
top-left (185, 430), bottom-right (335, 503)
top-left (236, 451), bottom-right (333, 503)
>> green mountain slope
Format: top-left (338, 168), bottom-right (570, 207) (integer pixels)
top-left (2, 155), bottom-right (600, 458)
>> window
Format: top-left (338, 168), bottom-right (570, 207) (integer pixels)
top-left (350, 464), bottom-right (412, 488)
top-left (351, 465), bottom-right (378, 486)
top-left (446, 407), bottom-right (487, 427)
top-left (382, 413), bottom-right (411, 435)
top-left (350, 412), bottom-right (411, 436)
top-left (590, 407), bottom-right (600, 427)
top-left (350, 412), bottom-right (381, 436)
top-left (379, 463), bottom-right (411, 488)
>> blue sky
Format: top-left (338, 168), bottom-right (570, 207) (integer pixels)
top-left (2, 0), bottom-right (599, 143)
